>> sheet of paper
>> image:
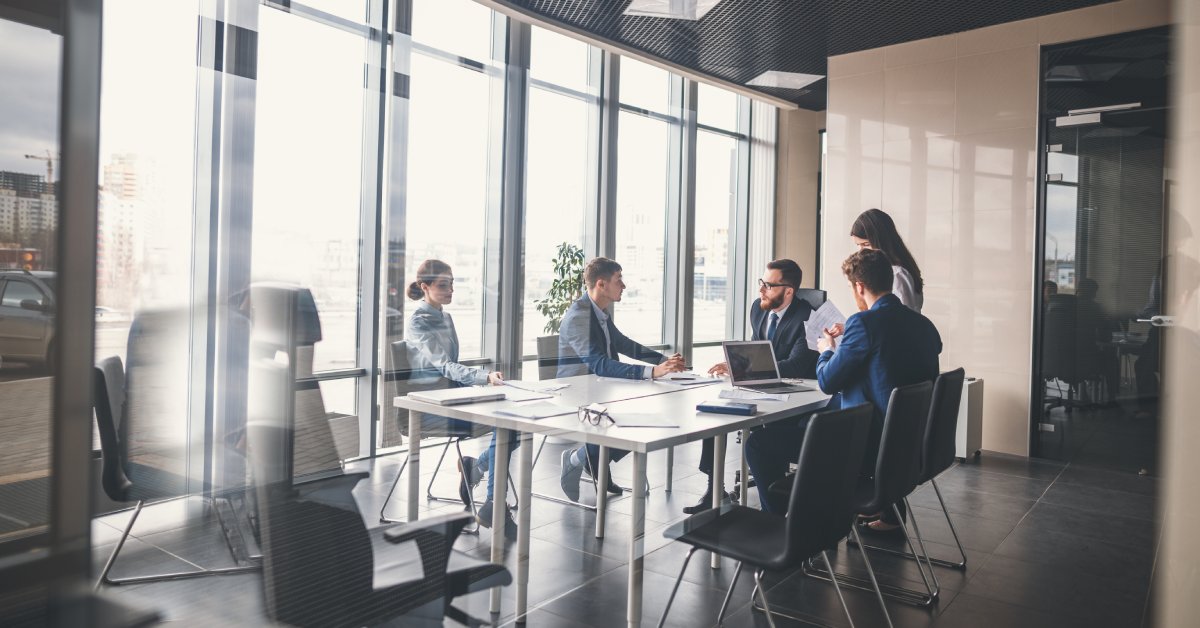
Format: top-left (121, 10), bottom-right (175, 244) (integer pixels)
top-left (498, 386), bottom-right (554, 402)
top-left (608, 412), bottom-right (680, 428)
top-left (804, 300), bottom-right (848, 351)
top-left (503, 380), bottom-right (570, 393)
top-left (494, 401), bottom-right (576, 419)
top-left (719, 388), bottom-right (789, 402)
top-left (658, 373), bottom-right (723, 386)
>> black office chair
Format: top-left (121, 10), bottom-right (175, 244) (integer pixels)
top-left (378, 340), bottom-right (506, 530)
top-left (802, 381), bottom-right (937, 608)
top-left (249, 426), bottom-right (511, 628)
top-left (850, 369), bottom-right (968, 570)
top-left (658, 403), bottom-right (889, 628)
top-left (793, 288), bottom-right (827, 311)
top-left (93, 356), bottom-right (259, 588)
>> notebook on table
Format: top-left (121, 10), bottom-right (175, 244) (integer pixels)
top-left (722, 340), bottom-right (814, 394)
top-left (408, 387), bottom-right (506, 406)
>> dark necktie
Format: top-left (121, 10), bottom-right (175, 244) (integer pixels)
top-left (767, 311), bottom-right (779, 342)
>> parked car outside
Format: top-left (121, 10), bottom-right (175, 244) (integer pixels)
top-left (0, 270), bottom-right (55, 369)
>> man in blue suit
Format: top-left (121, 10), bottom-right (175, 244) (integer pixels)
top-left (746, 248), bottom-right (941, 515)
top-left (687, 259), bottom-right (819, 514)
top-left (558, 257), bottom-right (686, 501)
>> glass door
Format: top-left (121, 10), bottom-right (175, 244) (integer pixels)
top-left (1034, 106), bottom-right (1168, 472)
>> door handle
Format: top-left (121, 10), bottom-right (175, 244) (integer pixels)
top-left (1136, 316), bottom-right (1176, 327)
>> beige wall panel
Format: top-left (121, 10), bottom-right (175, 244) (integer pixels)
top-left (955, 19), bottom-right (1038, 56)
top-left (826, 72), bottom-right (884, 147)
top-left (884, 33), bottom-right (957, 68)
top-left (883, 59), bottom-right (957, 141)
top-left (955, 47), bottom-right (1039, 135)
top-left (827, 48), bottom-right (884, 77)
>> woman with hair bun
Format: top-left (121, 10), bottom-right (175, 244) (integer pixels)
top-left (406, 259), bottom-right (515, 537)
top-left (849, 208), bottom-right (925, 312)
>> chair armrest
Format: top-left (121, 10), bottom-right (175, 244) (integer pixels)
top-left (383, 511), bottom-right (474, 545)
top-left (384, 512), bottom-right (475, 585)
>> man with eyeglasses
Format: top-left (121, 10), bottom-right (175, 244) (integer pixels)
top-left (687, 259), bottom-right (822, 514)
top-left (558, 257), bottom-right (686, 502)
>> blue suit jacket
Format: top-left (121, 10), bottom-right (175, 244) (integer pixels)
top-left (557, 293), bottom-right (667, 379)
top-left (748, 296), bottom-right (819, 379)
top-left (816, 294), bottom-right (941, 458)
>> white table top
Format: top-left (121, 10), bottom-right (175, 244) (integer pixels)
top-left (393, 374), bottom-right (832, 453)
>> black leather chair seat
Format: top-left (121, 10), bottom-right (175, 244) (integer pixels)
top-left (665, 505), bottom-right (791, 571)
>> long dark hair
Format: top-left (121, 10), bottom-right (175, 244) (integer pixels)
top-left (850, 209), bottom-right (923, 293)
top-left (407, 259), bottom-right (452, 300)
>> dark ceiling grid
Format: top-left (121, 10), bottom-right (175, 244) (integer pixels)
top-left (499, 0), bottom-right (1117, 109)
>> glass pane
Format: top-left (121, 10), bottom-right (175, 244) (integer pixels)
top-left (253, 9), bottom-right (366, 372)
top-left (412, 0), bottom-right (495, 62)
top-left (405, 54), bottom-right (496, 359)
top-left (529, 25), bottom-right (591, 93)
top-left (693, 130), bottom-right (739, 342)
top-left (1045, 183), bottom-right (1078, 291)
top-left (294, 377), bottom-right (357, 477)
top-left (0, 16), bottom-right (59, 545)
top-left (697, 82), bottom-right (739, 130)
top-left (615, 111), bottom-right (670, 344)
top-left (620, 56), bottom-right (673, 114)
top-left (523, 88), bottom-right (590, 357)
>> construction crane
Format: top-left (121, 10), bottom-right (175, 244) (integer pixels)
top-left (23, 149), bottom-right (54, 194)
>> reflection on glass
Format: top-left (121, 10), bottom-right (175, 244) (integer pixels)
top-left (693, 130), bottom-right (738, 342)
top-left (404, 53), bottom-right (498, 360)
top-left (615, 111), bottom-right (670, 344)
top-left (522, 76), bottom-right (593, 356)
top-left (0, 15), bottom-right (59, 543)
top-left (1045, 183), bottom-right (1078, 291)
top-left (253, 9), bottom-right (366, 373)
top-left (620, 57), bottom-right (672, 114)
top-left (295, 0), bottom-right (367, 24)
top-left (412, 0), bottom-right (495, 62)
top-left (529, 25), bottom-right (591, 93)
top-left (697, 82), bottom-right (739, 130)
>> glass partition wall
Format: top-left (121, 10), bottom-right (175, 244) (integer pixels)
top-left (83, 0), bottom-right (774, 568)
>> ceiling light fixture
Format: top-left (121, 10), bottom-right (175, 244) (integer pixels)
top-left (623, 0), bottom-right (724, 21)
top-left (746, 71), bottom-right (824, 90)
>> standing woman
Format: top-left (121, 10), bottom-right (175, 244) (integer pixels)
top-left (846, 209), bottom-right (925, 535)
top-left (850, 208), bottom-right (925, 312)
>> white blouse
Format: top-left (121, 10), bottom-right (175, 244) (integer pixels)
top-left (892, 265), bottom-right (923, 313)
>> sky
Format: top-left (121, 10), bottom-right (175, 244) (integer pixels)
top-left (0, 19), bottom-right (60, 175)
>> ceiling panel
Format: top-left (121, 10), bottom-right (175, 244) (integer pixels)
top-left (495, 0), bottom-right (1116, 109)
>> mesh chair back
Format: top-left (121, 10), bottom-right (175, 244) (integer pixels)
top-left (870, 381), bottom-right (933, 508)
top-left (793, 289), bottom-right (827, 311)
top-left (388, 340), bottom-right (488, 439)
top-left (783, 403), bottom-right (873, 563)
top-left (94, 356), bottom-right (132, 502)
top-left (920, 369), bottom-right (966, 483)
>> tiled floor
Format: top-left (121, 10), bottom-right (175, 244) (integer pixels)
top-left (92, 439), bottom-right (1160, 627)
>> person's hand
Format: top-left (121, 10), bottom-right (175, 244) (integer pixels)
top-left (817, 329), bottom-right (836, 353)
top-left (487, 371), bottom-right (505, 386)
top-left (653, 355), bottom-right (686, 378)
top-left (708, 362), bottom-right (729, 377)
top-left (828, 323), bottom-right (844, 338)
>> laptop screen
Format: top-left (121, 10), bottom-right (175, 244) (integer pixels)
top-left (723, 341), bottom-right (780, 384)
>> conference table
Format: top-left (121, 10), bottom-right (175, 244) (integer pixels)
top-left (394, 374), bottom-right (831, 626)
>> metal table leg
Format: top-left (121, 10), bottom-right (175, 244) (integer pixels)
top-left (711, 433), bottom-right (725, 570)
top-left (595, 445), bottom-right (610, 539)
top-left (407, 411), bottom-right (422, 522)
top-left (627, 452), bottom-right (647, 627)
top-left (490, 428), bottom-right (511, 614)
top-left (516, 431), bottom-right (533, 623)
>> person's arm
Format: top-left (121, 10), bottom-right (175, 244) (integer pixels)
top-left (609, 322), bottom-right (667, 367)
top-left (892, 267), bottom-right (919, 310)
top-left (560, 307), bottom-right (648, 380)
top-left (816, 314), bottom-right (871, 394)
top-left (408, 316), bottom-right (489, 386)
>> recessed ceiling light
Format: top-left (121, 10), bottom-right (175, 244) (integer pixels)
top-left (746, 71), bottom-right (825, 90)
top-left (623, 0), bottom-right (724, 21)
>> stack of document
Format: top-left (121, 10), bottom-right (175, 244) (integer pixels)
top-left (494, 401), bottom-right (575, 419)
top-left (658, 373), bottom-right (723, 386)
top-left (720, 388), bottom-right (790, 402)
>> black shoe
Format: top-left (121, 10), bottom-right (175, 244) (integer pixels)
top-left (458, 456), bottom-right (483, 508)
top-left (682, 493), bottom-right (713, 515)
top-left (584, 458), bottom-right (625, 495)
top-left (477, 499), bottom-right (518, 541)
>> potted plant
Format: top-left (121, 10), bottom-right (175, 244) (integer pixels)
top-left (533, 243), bottom-right (585, 378)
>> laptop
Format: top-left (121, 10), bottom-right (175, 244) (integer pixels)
top-left (408, 387), bottom-right (506, 406)
top-left (722, 340), bottom-right (814, 394)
